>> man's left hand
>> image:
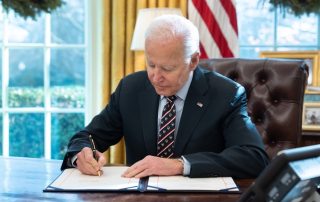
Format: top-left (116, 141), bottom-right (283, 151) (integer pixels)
top-left (122, 155), bottom-right (183, 178)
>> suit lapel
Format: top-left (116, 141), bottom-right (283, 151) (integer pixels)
top-left (139, 81), bottom-right (159, 155)
top-left (174, 68), bottom-right (209, 156)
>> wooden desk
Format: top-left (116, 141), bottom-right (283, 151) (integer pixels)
top-left (0, 157), bottom-right (253, 202)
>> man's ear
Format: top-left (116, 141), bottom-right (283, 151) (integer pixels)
top-left (190, 52), bottom-right (200, 70)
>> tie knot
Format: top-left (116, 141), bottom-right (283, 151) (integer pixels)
top-left (166, 95), bottom-right (177, 103)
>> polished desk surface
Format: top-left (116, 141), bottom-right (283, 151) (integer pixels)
top-left (0, 156), bottom-right (253, 202)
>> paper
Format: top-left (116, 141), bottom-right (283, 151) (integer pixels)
top-left (148, 175), bottom-right (239, 191)
top-left (45, 166), bottom-right (239, 192)
top-left (48, 167), bottom-right (139, 190)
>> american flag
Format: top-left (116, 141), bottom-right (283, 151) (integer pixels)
top-left (188, 0), bottom-right (239, 59)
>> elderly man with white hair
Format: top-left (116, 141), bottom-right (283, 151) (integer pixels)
top-left (61, 15), bottom-right (269, 179)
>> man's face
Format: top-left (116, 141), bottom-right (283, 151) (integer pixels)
top-left (145, 37), bottom-right (198, 96)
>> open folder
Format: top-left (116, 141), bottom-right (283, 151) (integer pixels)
top-left (44, 166), bottom-right (239, 193)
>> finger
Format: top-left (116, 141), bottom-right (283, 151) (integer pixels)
top-left (76, 149), bottom-right (94, 175)
top-left (96, 151), bottom-right (107, 167)
top-left (77, 147), bottom-right (100, 176)
top-left (133, 169), bottom-right (152, 178)
top-left (121, 161), bottom-right (137, 176)
top-left (122, 165), bottom-right (136, 177)
top-left (123, 168), bottom-right (144, 178)
top-left (122, 164), bottom-right (145, 178)
top-left (84, 148), bottom-right (101, 173)
top-left (95, 152), bottom-right (105, 176)
top-left (122, 155), bottom-right (156, 178)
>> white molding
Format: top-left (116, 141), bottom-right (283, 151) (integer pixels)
top-left (86, 0), bottom-right (103, 124)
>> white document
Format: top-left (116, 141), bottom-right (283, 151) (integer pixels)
top-left (48, 166), bottom-right (140, 190)
top-left (45, 166), bottom-right (239, 192)
top-left (148, 175), bottom-right (239, 191)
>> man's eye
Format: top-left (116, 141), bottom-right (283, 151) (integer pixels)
top-left (148, 64), bottom-right (155, 68)
top-left (162, 66), bottom-right (174, 72)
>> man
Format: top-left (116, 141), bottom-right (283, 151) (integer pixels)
top-left (61, 15), bottom-right (269, 178)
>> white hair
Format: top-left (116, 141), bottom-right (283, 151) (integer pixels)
top-left (145, 15), bottom-right (200, 61)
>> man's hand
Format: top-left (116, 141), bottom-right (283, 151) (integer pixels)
top-left (122, 155), bottom-right (183, 178)
top-left (75, 147), bottom-right (106, 176)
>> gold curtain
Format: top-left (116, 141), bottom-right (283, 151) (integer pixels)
top-left (102, 0), bottom-right (187, 164)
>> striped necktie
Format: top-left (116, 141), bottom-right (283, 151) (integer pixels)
top-left (157, 95), bottom-right (177, 158)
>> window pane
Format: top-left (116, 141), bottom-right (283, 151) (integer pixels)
top-left (9, 113), bottom-right (44, 158)
top-left (277, 13), bottom-right (317, 46)
top-left (7, 13), bottom-right (45, 43)
top-left (8, 48), bottom-right (44, 107)
top-left (51, 113), bottom-right (84, 159)
top-left (51, 0), bottom-right (85, 44)
top-left (0, 114), bottom-right (2, 155)
top-left (50, 49), bottom-right (85, 108)
top-left (51, 86), bottom-right (85, 108)
top-left (50, 49), bottom-right (85, 86)
top-left (237, 0), bottom-right (274, 46)
top-left (0, 49), bottom-right (2, 107)
top-left (0, 8), bottom-right (3, 42)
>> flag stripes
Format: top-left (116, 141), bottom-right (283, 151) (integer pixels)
top-left (188, 0), bottom-right (239, 58)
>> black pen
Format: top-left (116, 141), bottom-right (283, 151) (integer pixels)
top-left (88, 134), bottom-right (101, 176)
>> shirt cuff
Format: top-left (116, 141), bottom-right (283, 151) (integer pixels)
top-left (181, 156), bottom-right (191, 176)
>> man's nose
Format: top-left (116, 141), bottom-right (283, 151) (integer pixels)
top-left (152, 67), bottom-right (163, 82)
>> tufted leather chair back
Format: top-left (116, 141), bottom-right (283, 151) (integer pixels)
top-left (198, 58), bottom-right (309, 159)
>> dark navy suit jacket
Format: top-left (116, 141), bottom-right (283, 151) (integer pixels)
top-left (61, 67), bottom-right (269, 178)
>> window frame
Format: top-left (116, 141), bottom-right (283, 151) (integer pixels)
top-left (237, 2), bottom-right (320, 58)
top-left (0, 0), bottom-right (103, 159)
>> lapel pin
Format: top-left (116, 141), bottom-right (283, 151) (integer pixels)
top-left (196, 102), bottom-right (203, 108)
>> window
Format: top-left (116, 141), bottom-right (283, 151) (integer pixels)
top-left (236, 0), bottom-right (319, 58)
top-left (2, 1), bottom-right (316, 160)
top-left (0, 0), bottom-right (90, 159)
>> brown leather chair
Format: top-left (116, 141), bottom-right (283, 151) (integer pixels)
top-left (198, 58), bottom-right (309, 159)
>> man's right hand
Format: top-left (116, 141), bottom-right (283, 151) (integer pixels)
top-left (75, 147), bottom-right (106, 176)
